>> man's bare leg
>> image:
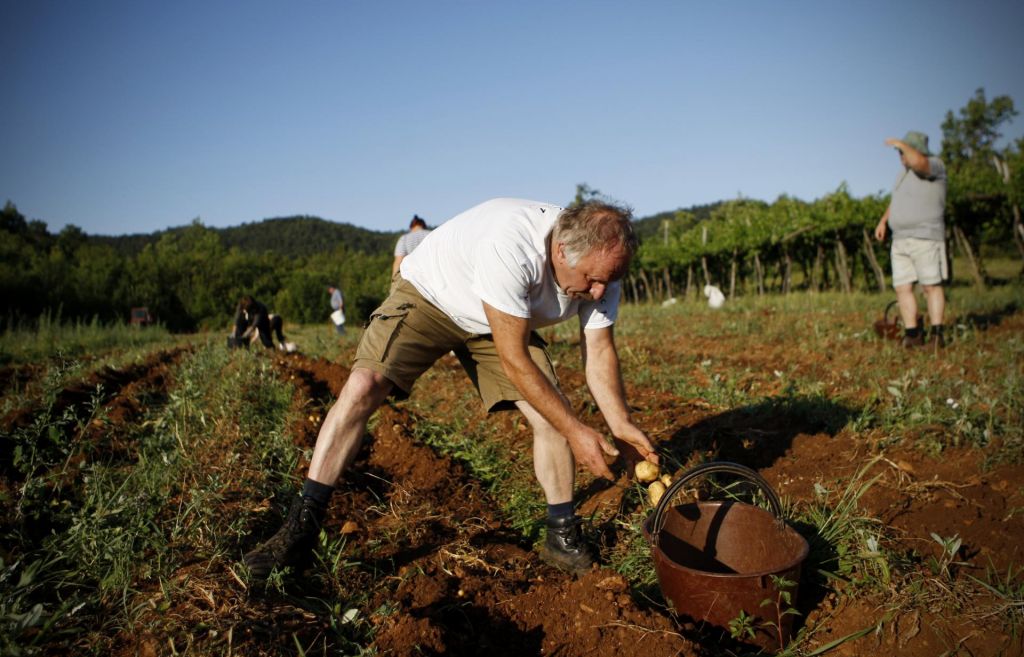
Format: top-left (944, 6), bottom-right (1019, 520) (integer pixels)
top-left (516, 399), bottom-right (574, 505)
top-left (516, 398), bottom-right (593, 574)
top-left (243, 367), bottom-right (393, 579)
top-left (308, 368), bottom-right (394, 485)
top-left (895, 283), bottom-right (919, 328)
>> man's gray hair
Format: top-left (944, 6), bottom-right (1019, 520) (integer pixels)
top-left (555, 201), bottom-right (637, 267)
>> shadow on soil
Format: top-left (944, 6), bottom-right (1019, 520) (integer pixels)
top-left (663, 393), bottom-right (856, 471)
top-left (955, 301), bottom-right (1019, 331)
top-left (431, 606), bottom-right (544, 656)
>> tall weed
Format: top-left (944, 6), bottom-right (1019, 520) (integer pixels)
top-left (0, 311), bottom-right (177, 365)
top-left (0, 341), bottom-right (298, 654)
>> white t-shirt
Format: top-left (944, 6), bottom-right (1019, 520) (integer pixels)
top-left (400, 197), bottom-right (621, 335)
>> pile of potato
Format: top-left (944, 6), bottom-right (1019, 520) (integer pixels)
top-left (635, 461), bottom-right (674, 506)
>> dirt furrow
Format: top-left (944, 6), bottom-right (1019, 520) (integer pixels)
top-left (272, 354), bottom-right (698, 657)
top-left (1, 347), bottom-right (188, 482)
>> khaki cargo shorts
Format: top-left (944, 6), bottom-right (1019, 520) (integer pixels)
top-left (891, 237), bottom-right (948, 287)
top-left (354, 275), bottom-right (558, 411)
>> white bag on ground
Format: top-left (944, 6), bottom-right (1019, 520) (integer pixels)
top-left (704, 285), bottom-right (725, 309)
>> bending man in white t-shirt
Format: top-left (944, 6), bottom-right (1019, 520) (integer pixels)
top-left (244, 198), bottom-right (658, 578)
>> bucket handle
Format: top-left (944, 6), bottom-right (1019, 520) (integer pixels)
top-left (883, 300), bottom-right (898, 325)
top-left (648, 461), bottom-right (783, 543)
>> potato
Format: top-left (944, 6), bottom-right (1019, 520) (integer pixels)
top-left (659, 474), bottom-right (673, 487)
top-left (648, 481), bottom-right (667, 506)
top-left (634, 460), bottom-right (660, 483)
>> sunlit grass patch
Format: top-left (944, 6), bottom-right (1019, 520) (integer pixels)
top-left (604, 283), bottom-right (1023, 463)
top-left (1, 340), bottom-right (302, 654)
top-left (0, 311), bottom-right (181, 366)
top-left (863, 362), bottom-right (1022, 461)
top-left (278, 322), bottom-right (361, 363)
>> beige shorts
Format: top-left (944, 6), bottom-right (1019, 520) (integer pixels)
top-left (354, 276), bottom-right (558, 411)
top-left (891, 237), bottom-right (948, 287)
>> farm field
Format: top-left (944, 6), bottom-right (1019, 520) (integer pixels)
top-left (2, 284), bottom-right (1023, 657)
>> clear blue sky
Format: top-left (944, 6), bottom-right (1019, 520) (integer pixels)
top-left (2, 1), bottom-right (1022, 236)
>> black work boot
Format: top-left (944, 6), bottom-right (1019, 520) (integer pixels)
top-left (243, 495), bottom-right (325, 580)
top-left (902, 327), bottom-right (924, 349)
top-left (541, 515), bottom-right (593, 575)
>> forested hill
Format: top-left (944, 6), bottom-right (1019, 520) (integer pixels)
top-left (85, 205), bottom-right (722, 259)
top-left (219, 216), bottom-right (399, 256)
top-left (89, 215), bottom-right (400, 258)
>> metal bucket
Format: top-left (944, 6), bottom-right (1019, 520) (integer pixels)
top-left (643, 462), bottom-right (809, 651)
top-left (873, 300), bottom-right (922, 341)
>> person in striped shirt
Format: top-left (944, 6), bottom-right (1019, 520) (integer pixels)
top-left (391, 214), bottom-right (431, 276)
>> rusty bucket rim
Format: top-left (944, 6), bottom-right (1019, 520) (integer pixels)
top-left (648, 462), bottom-right (785, 540)
top-left (642, 500), bottom-right (810, 580)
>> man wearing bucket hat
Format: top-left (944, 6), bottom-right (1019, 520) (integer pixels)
top-left (242, 198), bottom-right (659, 580)
top-left (874, 131), bottom-right (948, 349)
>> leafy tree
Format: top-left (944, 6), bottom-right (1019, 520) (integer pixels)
top-left (941, 88), bottom-right (1020, 282)
top-left (68, 243), bottom-right (128, 321)
top-left (1, 200), bottom-right (28, 235)
top-left (571, 183), bottom-right (603, 207)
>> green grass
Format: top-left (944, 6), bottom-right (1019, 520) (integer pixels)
top-left (1, 340), bottom-right (300, 655)
top-left (0, 312), bottom-right (183, 366)
top-left (2, 270), bottom-right (1021, 654)
top-left (0, 314), bottom-right (196, 422)
top-left (609, 281), bottom-right (1023, 463)
top-left (277, 321), bottom-right (361, 362)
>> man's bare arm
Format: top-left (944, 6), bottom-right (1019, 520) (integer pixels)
top-left (581, 325), bottom-right (658, 465)
top-left (886, 138), bottom-right (931, 176)
top-left (874, 204), bottom-right (891, 241)
top-left (483, 302), bottom-right (619, 479)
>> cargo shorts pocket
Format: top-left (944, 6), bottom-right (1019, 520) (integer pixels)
top-left (360, 303), bottom-right (413, 363)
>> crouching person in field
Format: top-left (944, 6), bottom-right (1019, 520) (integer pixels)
top-left (242, 198), bottom-right (658, 579)
top-left (232, 295), bottom-right (287, 350)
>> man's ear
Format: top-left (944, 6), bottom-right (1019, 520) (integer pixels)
top-left (555, 241), bottom-right (567, 264)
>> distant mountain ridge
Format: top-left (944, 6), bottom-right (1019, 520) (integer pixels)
top-left (86, 203), bottom-right (726, 258)
top-left (88, 215), bottom-right (401, 258)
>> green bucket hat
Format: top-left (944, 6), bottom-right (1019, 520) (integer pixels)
top-left (902, 131), bottom-right (930, 155)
